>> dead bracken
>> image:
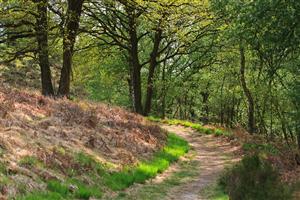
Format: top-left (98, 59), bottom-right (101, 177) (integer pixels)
top-left (0, 85), bottom-right (167, 197)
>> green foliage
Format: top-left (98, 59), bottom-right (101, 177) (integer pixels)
top-left (220, 155), bottom-right (292, 200)
top-left (242, 143), bottom-right (279, 155)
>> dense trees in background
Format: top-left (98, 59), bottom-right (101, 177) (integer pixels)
top-left (0, 0), bottom-right (299, 149)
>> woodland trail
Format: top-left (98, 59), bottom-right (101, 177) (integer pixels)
top-left (161, 124), bottom-right (240, 200)
top-left (112, 124), bottom-right (240, 200)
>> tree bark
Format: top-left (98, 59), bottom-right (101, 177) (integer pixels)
top-left (144, 29), bottom-right (162, 116)
top-left (240, 45), bottom-right (255, 134)
top-left (57, 0), bottom-right (84, 97)
top-left (200, 88), bottom-right (210, 125)
top-left (127, 9), bottom-right (143, 114)
top-left (35, 0), bottom-right (54, 96)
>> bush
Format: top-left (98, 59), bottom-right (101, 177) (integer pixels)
top-left (242, 143), bottom-right (279, 155)
top-left (220, 155), bottom-right (292, 200)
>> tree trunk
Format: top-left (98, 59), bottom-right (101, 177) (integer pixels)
top-left (57, 0), bottom-right (84, 97)
top-left (127, 9), bottom-right (143, 114)
top-left (240, 45), bottom-right (255, 134)
top-left (144, 29), bottom-right (162, 116)
top-left (201, 90), bottom-right (210, 125)
top-left (35, 0), bottom-right (54, 96)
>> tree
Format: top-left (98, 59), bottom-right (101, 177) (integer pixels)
top-left (57, 0), bottom-right (85, 97)
top-left (239, 45), bottom-right (255, 133)
top-left (84, 0), bottom-right (214, 115)
top-left (35, 0), bottom-right (54, 96)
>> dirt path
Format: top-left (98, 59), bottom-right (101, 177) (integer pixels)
top-left (161, 125), bottom-right (240, 200)
top-left (111, 124), bottom-right (240, 200)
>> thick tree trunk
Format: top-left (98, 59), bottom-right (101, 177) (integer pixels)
top-left (130, 61), bottom-right (143, 114)
top-left (144, 29), bottom-right (162, 116)
top-left (57, 0), bottom-right (84, 97)
top-left (35, 0), bottom-right (54, 96)
top-left (240, 45), bottom-right (255, 134)
top-left (127, 10), bottom-right (143, 114)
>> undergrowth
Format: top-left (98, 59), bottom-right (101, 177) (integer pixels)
top-left (242, 142), bottom-right (279, 155)
top-left (16, 133), bottom-right (189, 199)
top-left (219, 154), bottom-right (292, 200)
top-left (147, 116), bottom-right (232, 137)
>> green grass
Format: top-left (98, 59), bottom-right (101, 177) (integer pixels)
top-left (17, 192), bottom-right (64, 200)
top-left (69, 179), bottom-right (102, 199)
top-left (47, 180), bottom-right (69, 197)
top-left (19, 156), bottom-right (41, 167)
top-left (113, 158), bottom-right (200, 200)
top-left (202, 184), bottom-right (229, 200)
top-left (17, 133), bottom-right (188, 199)
top-left (147, 117), bottom-right (233, 137)
top-left (105, 133), bottom-right (189, 190)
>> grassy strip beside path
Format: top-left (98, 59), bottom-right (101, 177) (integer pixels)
top-left (148, 117), bottom-right (232, 137)
top-left (17, 133), bottom-right (189, 200)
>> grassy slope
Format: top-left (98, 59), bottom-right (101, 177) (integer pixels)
top-left (17, 133), bottom-right (189, 199)
top-left (0, 87), bottom-right (189, 199)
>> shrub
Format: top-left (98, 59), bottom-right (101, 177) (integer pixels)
top-left (242, 143), bottom-right (279, 155)
top-left (220, 155), bottom-right (292, 200)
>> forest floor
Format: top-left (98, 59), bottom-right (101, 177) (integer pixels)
top-left (111, 124), bottom-right (241, 200)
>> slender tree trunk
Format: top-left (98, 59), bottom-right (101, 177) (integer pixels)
top-left (58, 0), bottom-right (84, 97)
top-left (144, 29), bottom-right (162, 116)
top-left (201, 90), bottom-right (210, 124)
top-left (220, 76), bottom-right (226, 124)
top-left (35, 0), bottom-right (54, 96)
top-left (160, 63), bottom-right (167, 119)
top-left (240, 45), bottom-right (255, 134)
